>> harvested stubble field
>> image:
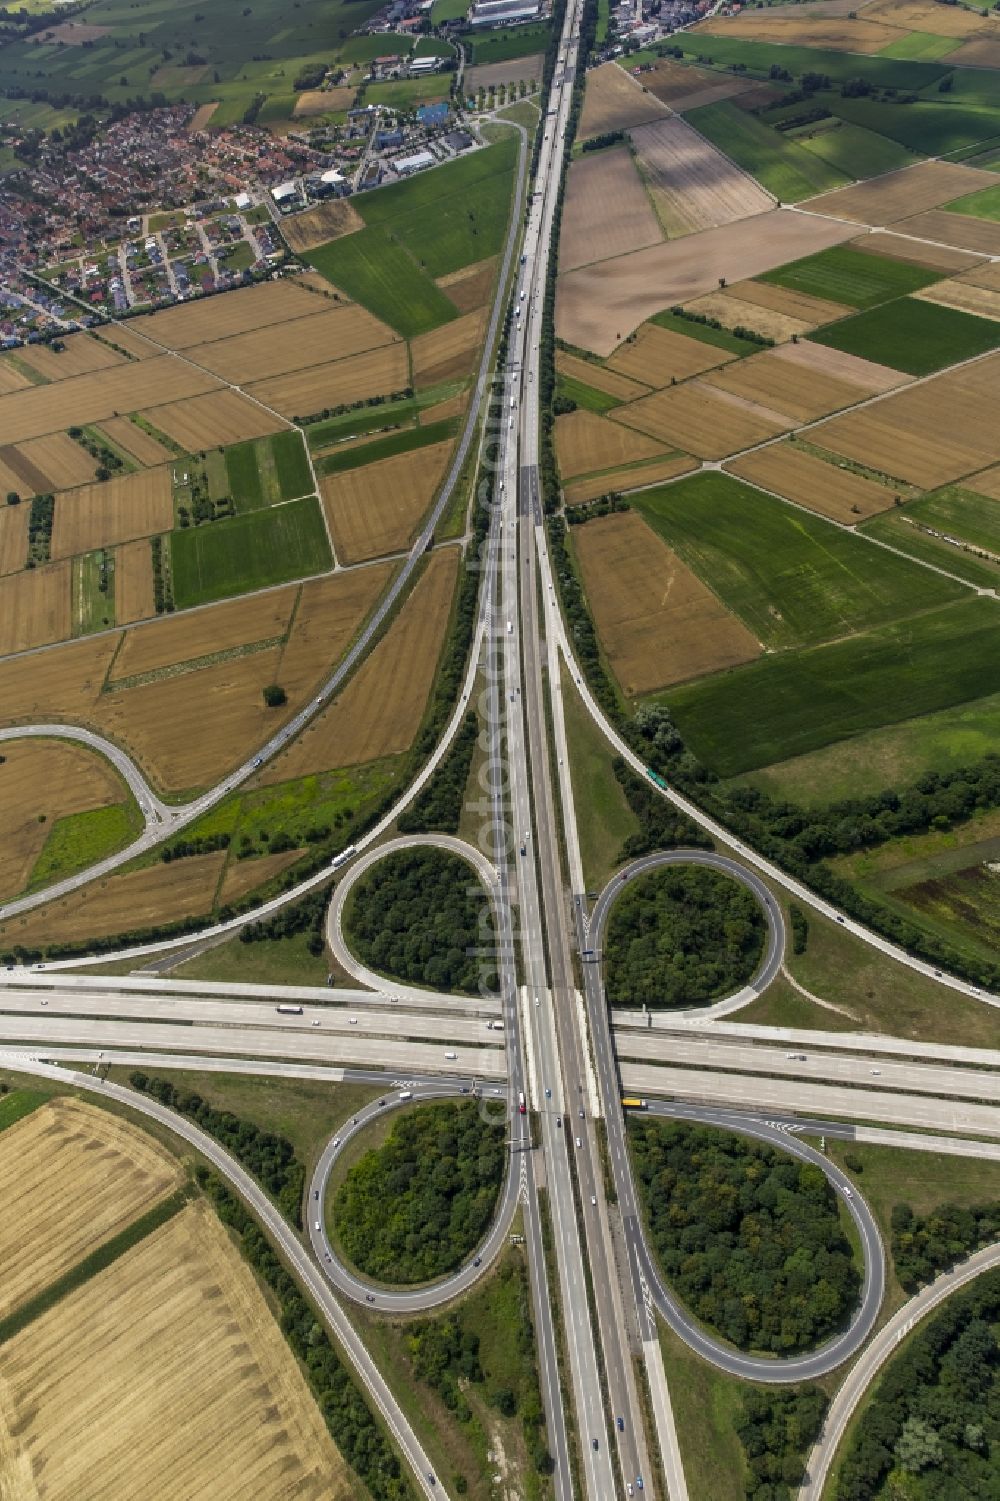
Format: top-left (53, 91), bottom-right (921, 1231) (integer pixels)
top-left (806, 160), bottom-right (997, 225)
top-left (693, 11), bottom-right (902, 48)
top-left (555, 350), bottom-right (649, 402)
top-left (0, 1097), bottom-right (179, 1319)
top-left (563, 452), bottom-right (697, 504)
top-left (92, 324), bottom-right (159, 361)
top-left (556, 210), bottom-right (856, 355)
top-left (219, 845), bottom-right (306, 904)
top-left (279, 198), bottom-right (364, 254)
top-left (247, 342), bottom-right (410, 419)
top-left (115, 538), bottom-right (155, 625)
top-left (436, 256), bottom-right (496, 316)
top-left (96, 414), bottom-right (174, 466)
top-left (915, 277), bottom-right (1000, 322)
top-left (0, 562), bottom-right (70, 657)
top-left (129, 279), bottom-right (329, 350)
top-left (465, 53), bottom-right (544, 89)
top-left (13, 433), bottom-right (97, 493)
top-left (682, 290), bottom-right (815, 343)
top-left (261, 548), bottom-right (458, 780)
top-left (613, 382), bottom-right (790, 459)
top-left (700, 343), bottom-right (887, 424)
top-left (724, 278), bottom-right (848, 327)
top-left (294, 85), bottom-right (356, 115)
top-left (321, 440), bottom-right (452, 562)
top-left (0, 361), bottom-right (32, 394)
top-left (606, 322), bottom-right (733, 385)
top-left (420, 388), bottom-right (468, 425)
top-left (574, 510), bottom-right (760, 694)
top-left (555, 409), bottom-right (670, 478)
top-left (50, 466), bottom-right (174, 560)
top-left (274, 563), bottom-right (394, 703)
top-left (727, 441), bottom-right (900, 522)
top-left (637, 56), bottom-right (755, 112)
top-left (15, 334), bottom-right (124, 383)
top-left (0, 1198), bottom-right (353, 1501)
top-left (629, 117), bottom-right (773, 237)
top-left (893, 209), bottom-right (1000, 256)
top-left (850, 230), bottom-right (983, 274)
top-left (141, 389), bottom-right (285, 450)
top-left (110, 587), bottom-right (297, 681)
top-left (863, 0), bottom-right (999, 37)
top-left (578, 61), bottom-right (670, 139)
top-left (410, 307), bottom-right (486, 387)
top-left (0, 504), bottom-right (27, 575)
top-left (560, 148), bottom-right (662, 273)
top-left (0, 357), bottom-right (220, 446)
top-left (0, 739), bottom-right (131, 899)
top-left (185, 304), bottom-right (398, 385)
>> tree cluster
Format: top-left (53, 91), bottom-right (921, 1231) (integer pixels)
top-left (398, 713), bottom-right (477, 836)
top-left (667, 304), bottom-right (774, 347)
top-left (892, 1201), bottom-right (1000, 1292)
top-left (150, 534), bottom-right (174, 614)
top-left (606, 865), bottom-right (765, 1008)
top-left (836, 1268), bottom-right (1000, 1501)
top-left (346, 847), bottom-right (496, 994)
top-left (238, 882), bottom-right (328, 955)
top-left (580, 129), bottom-right (625, 151)
top-left (611, 757), bottom-right (712, 862)
top-left (160, 831), bottom-right (230, 863)
top-left (630, 1119), bottom-right (860, 1352)
top-left (736, 1386), bottom-right (828, 1500)
top-left (564, 490), bottom-right (630, 525)
top-left (295, 387), bottom-right (414, 426)
top-left (131, 1074), bottom-right (306, 1225)
top-left (333, 1101), bottom-right (505, 1284)
top-left (198, 1170), bottom-right (416, 1500)
top-left (26, 491), bottom-right (54, 565)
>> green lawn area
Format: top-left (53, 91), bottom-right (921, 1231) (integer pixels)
top-left (431, 0), bottom-right (469, 20)
top-left (169, 496), bottom-right (331, 608)
top-left (224, 437), bottom-right (264, 509)
top-left (73, 549), bottom-right (115, 636)
top-left (468, 21), bottom-right (550, 63)
top-left (861, 511), bottom-right (1000, 591)
top-left (758, 244), bottom-right (938, 308)
top-left (0, 1089), bottom-right (51, 1133)
top-left (795, 119), bottom-right (916, 180)
top-left (555, 372), bottom-right (618, 412)
top-left (562, 666), bottom-right (638, 891)
top-left (306, 225), bottom-right (458, 337)
top-left (631, 472), bottom-right (961, 651)
top-left (317, 416), bottom-right (457, 475)
top-left (809, 296), bottom-right (1000, 375)
top-left (878, 30), bottom-right (959, 61)
top-left (364, 76), bottom-right (451, 111)
top-left (944, 179), bottom-right (1000, 221)
top-left (174, 930), bottom-right (332, 986)
top-left (268, 430), bottom-right (313, 498)
top-left (658, 1321), bottom-right (746, 1501)
top-left (663, 598), bottom-right (1000, 776)
top-left (684, 99), bottom-right (848, 202)
top-left (28, 802), bottom-right (140, 894)
top-left (650, 307), bottom-right (762, 356)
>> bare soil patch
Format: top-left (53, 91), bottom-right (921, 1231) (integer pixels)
top-left (0, 563), bottom-right (70, 656)
top-left (947, 35), bottom-right (1000, 66)
top-left (613, 381), bottom-right (790, 458)
top-left (564, 452), bottom-right (698, 504)
top-left (893, 209), bottom-right (1000, 255)
top-left (411, 309), bottom-right (486, 387)
top-left (141, 389), bottom-right (285, 450)
top-left (638, 56), bottom-right (755, 112)
top-left (248, 343), bottom-right (409, 419)
top-left (574, 510), bottom-right (760, 694)
top-left (130, 280), bottom-right (328, 351)
top-left (115, 538), bottom-right (155, 625)
top-left (280, 198), bottom-right (364, 253)
top-left (467, 54), bottom-right (544, 89)
top-left (630, 117), bottom-right (773, 237)
top-left (294, 86), bottom-right (356, 115)
top-left (578, 62), bottom-right (669, 140)
top-left (965, 464), bottom-right (1000, 500)
top-left (555, 409), bottom-right (670, 478)
top-left (51, 466), bottom-right (174, 560)
top-left (607, 322), bottom-right (734, 385)
top-left (955, 261), bottom-right (1000, 292)
top-left (188, 101), bottom-right (219, 131)
top-left (727, 441), bottom-right (899, 522)
top-left (437, 255), bottom-right (497, 314)
top-left (261, 549), bottom-right (458, 778)
top-left (321, 440), bottom-right (452, 563)
top-left (806, 161), bottom-right (997, 224)
top-left (97, 415), bottom-right (174, 466)
top-left (557, 209), bottom-right (855, 355)
top-left (0, 358), bottom-right (219, 446)
top-left (561, 148), bottom-right (662, 272)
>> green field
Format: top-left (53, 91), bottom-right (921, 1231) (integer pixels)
top-left (878, 30), bottom-right (959, 61)
top-left (468, 22), bottom-right (550, 63)
top-left (306, 398), bottom-right (419, 449)
top-left (556, 372), bottom-right (618, 412)
top-left (28, 802), bottom-right (139, 893)
top-left (306, 225), bottom-right (458, 337)
top-left (884, 485), bottom-right (1000, 556)
top-left (664, 598), bottom-right (1000, 776)
top-left (676, 34), bottom-right (947, 89)
top-left (632, 472), bottom-right (961, 650)
top-left (170, 496), bottom-right (332, 608)
top-left (794, 119), bottom-right (916, 180)
top-left (73, 549), bottom-right (115, 636)
top-left (809, 296), bottom-right (1000, 375)
top-left (365, 77), bottom-right (451, 111)
top-left (650, 308), bottom-right (762, 356)
top-left (684, 100), bottom-right (847, 201)
top-left (758, 244), bottom-right (938, 309)
top-left (224, 439), bottom-right (264, 509)
top-left (825, 94), bottom-right (1000, 156)
top-left (944, 179), bottom-right (1000, 221)
top-left (317, 417), bottom-right (458, 475)
top-left (861, 512), bottom-right (1000, 591)
top-left (271, 429), bottom-right (313, 498)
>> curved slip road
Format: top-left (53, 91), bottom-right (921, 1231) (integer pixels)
top-left (582, 852), bottom-right (885, 1382)
top-left (0, 723), bottom-right (171, 826)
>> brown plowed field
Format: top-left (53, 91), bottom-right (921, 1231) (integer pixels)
top-left (411, 309), bottom-right (486, 387)
top-left (555, 351), bottom-right (649, 402)
top-left (187, 304), bottom-right (398, 384)
top-left (437, 256), bottom-right (496, 314)
top-left (248, 343), bottom-right (410, 419)
top-left (321, 440), bottom-right (451, 563)
top-left (276, 562), bottom-right (393, 702)
top-left (606, 322), bottom-right (733, 385)
top-left (14, 433), bottom-right (96, 492)
top-left (261, 548), bottom-right (458, 779)
top-left (564, 452), bottom-right (698, 504)
top-left (0, 739), bottom-right (131, 900)
top-left (955, 261), bottom-right (1000, 292)
top-left (947, 36), bottom-right (1000, 66)
top-left (112, 587), bottom-right (297, 681)
top-left (141, 389), bottom-right (285, 450)
top-left (0, 1199), bottom-right (352, 1501)
top-left (0, 562), bottom-right (70, 657)
top-left (115, 538), bottom-right (155, 625)
top-left (97, 415), bottom-right (174, 466)
top-left (219, 846), bottom-right (306, 904)
top-left (893, 209), bottom-right (1000, 256)
top-left (129, 279), bottom-right (329, 350)
top-left (557, 209), bottom-right (856, 355)
top-left (702, 346), bottom-right (876, 423)
top-left (0, 504), bottom-right (27, 575)
top-left (638, 57), bottom-right (755, 112)
top-left (51, 466), bottom-right (174, 560)
top-left (560, 149), bottom-right (662, 273)
top-left (692, 13), bottom-right (901, 49)
top-left (0, 1098), bottom-right (179, 1318)
top-left (16, 334), bottom-right (125, 383)
top-left (811, 352), bottom-right (1000, 487)
top-left (280, 198), bottom-right (364, 253)
top-left (578, 62), bottom-right (670, 140)
top-left (806, 161), bottom-right (997, 224)
top-left (769, 337), bottom-right (911, 393)
top-left (574, 510), bottom-right (760, 694)
top-left (612, 382), bottom-right (789, 458)
top-left (729, 278), bottom-right (847, 326)
top-left (727, 441), bottom-right (900, 522)
top-left (555, 410), bottom-right (670, 479)
top-left (466, 54), bottom-right (544, 89)
top-left (0, 357), bottom-right (220, 446)
top-left (630, 117), bottom-right (773, 237)
top-left (850, 230), bottom-right (983, 273)
top-left (914, 278), bottom-right (1000, 322)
